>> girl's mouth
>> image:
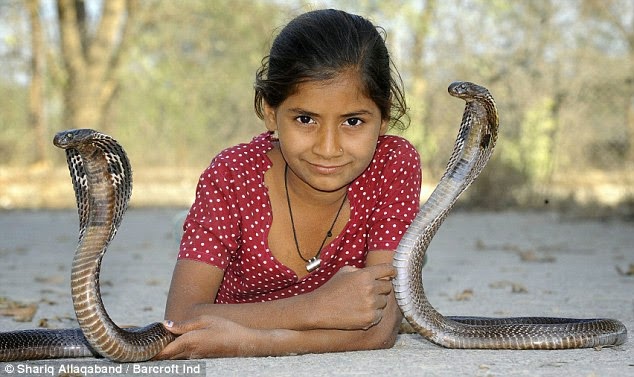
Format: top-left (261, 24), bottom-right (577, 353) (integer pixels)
top-left (309, 163), bottom-right (346, 175)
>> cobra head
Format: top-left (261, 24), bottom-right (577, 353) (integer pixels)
top-left (53, 129), bottom-right (101, 150)
top-left (448, 81), bottom-right (490, 101)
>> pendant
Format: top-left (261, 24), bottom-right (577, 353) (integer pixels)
top-left (306, 257), bottom-right (321, 272)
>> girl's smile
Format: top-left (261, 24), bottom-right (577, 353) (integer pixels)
top-left (308, 162), bottom-right (348, 175)
top-left (264, 70), bottom-right (388, 195)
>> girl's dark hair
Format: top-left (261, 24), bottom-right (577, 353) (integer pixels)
top-left (254, 9), bottom-right (408, 130)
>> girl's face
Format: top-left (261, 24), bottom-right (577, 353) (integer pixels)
top-left (264, 70), bottom-right (388, 194)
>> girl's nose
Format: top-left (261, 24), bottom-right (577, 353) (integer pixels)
top-left (313, 126), bottom-right (343, 158)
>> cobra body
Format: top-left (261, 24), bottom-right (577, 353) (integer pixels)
top-left (0, 129), bottom-right (174, 362)
top-left (392, 81), bottom-right (627, 349)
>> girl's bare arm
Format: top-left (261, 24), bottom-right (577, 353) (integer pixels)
top-left (157, 250), bottom-right (402, 358)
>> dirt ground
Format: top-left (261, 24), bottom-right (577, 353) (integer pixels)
top-left (0, 209), bottom-right (632, 376)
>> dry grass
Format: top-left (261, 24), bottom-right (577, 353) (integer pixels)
top-left (1, 165), bottom-right (632, 215)
top-left (0, 165), bottom-right (202, 209)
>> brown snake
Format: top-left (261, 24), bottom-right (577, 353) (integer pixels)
top-left (0, 129), bottom-right (174, 362)
top-left (0, 82), bottom-right (626, 362)
top-left (393, 81), bottom-right (627, 349)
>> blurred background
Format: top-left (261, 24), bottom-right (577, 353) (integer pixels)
top-left (0, 0), bottom-right (632, 218)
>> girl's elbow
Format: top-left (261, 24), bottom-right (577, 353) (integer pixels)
top-left (359, 317), bottom-right (400, 350)
top-left (368, 331), bottom-right (398, 350)
top-left (376, 325), bottom-right (399, 349)
top-left (374, 306), bottom-right (403, 349)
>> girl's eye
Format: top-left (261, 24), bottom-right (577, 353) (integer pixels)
top-left (296, 115), bottom-right (315, 124)
top-left (343, 117), bottom-right (364, 127)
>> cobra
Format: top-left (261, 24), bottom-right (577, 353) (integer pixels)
top-left (0, 129), bottom-right (175, 362)
top-left (393, 81), bottom-right (627, 349)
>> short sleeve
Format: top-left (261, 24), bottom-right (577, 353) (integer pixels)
top-left (366, 138), bottom-right (422, 251)
top-left (178, 160), bottom-right (241, 270)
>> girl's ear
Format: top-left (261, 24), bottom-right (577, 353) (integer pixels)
top-left (263, 101), bottom-right (277, 132)
top-left (379, 118), bottom-right (389, 136)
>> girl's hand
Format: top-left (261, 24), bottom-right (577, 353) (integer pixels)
top-left (309, 263), bottom-right (396, 330)
top-left (153, 316), bottom-right (258, 359)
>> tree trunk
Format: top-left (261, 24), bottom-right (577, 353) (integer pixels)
top-left (26, 0), bottom-right (47, 165)
top-left (56, 0), bottom-right (136, 132)
top-left (618, 9), bottom-right (634, 162)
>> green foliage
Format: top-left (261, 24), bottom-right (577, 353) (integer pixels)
top-left (0, 0), bottom-right (632, 211)
top-left (502, 97), bottom-right (557, 182)
top-left (109, 0), bottom-right (288, 167)
top-left (0, 81), bottom-right (27, 164)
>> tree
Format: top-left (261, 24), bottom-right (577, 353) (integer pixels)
top-left (56, 0), bottom-right (138, 132)
top-left (26, 0), bottom-right (47, 164)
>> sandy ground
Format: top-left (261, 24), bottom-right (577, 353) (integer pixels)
top-left (0, 209), bottom-right (632, 377)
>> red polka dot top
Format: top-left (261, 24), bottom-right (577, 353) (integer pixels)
top-left (178, 132), bottom-right (422, 303)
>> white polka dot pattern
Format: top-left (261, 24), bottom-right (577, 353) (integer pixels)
top-left (178, 132), bottom-right (422, 303)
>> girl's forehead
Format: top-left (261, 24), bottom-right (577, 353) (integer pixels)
top-left (285, 71), bottom-right (375, 107)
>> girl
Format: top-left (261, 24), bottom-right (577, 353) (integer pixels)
top-left (156, 9), bottom-right (422, 359)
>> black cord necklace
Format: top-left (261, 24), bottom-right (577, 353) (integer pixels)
top-left (284, 163), bottom-right (346, 272)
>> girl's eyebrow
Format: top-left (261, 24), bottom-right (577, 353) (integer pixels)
top-left (287, 108), bottom-right (318, 117)
top-left (342, 110), bottom-right (373, 118)
top-left (287, 108), bottom-right (375, 118)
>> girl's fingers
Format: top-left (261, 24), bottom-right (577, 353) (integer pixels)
top-left (162, 315), bottom-right (220, 335)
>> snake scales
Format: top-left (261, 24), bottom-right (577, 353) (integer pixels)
top-left (0, 129), bottom-right (174, 362)
top-left (0, 82), bottom-right (627, 362)
top-left (393, 81), bottom-right (627, 349)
